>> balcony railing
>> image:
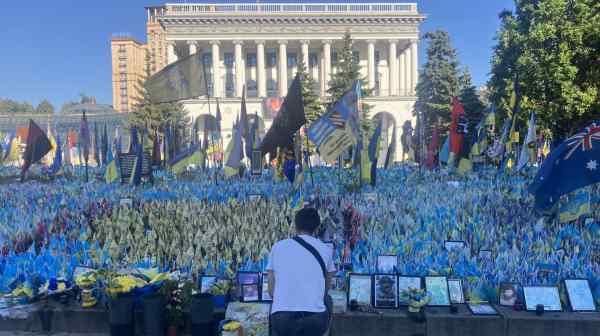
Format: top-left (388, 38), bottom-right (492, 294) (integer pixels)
top-left (163, 3), bottom-right (418, 16)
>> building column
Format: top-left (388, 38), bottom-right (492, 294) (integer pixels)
top-left (404, 44), bottom-right (412, 96)
top-left (399, 49), bottom-right (406, 96)
top-left (367, 40), bottom-right (376, 91)
top-left (410, 39), bottom-right (419, 95)
top-left (167, 41), bottom-right (178, 65)
top-left (187, 40), bottom-right (198, 56)
top-left (256, 40), bottom-right (266, 98)
top-left (210, 40), bottom-right (221, 98)
top-left (234, 40), bottom-right (244, 97)
top-left (300, 40), bottom-right (310, 70)
top-left (278, 40), bottom-right (288, 96)
top-left (321, 39), bottom-right (332, 96)
top-left (388, 39), bottom-right (398, 96)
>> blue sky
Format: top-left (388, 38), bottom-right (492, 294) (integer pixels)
top-left (0, 0), bottom-right (514, 108)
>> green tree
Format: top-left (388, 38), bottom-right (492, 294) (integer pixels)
top-left (0, 99), bottom-right (34, 114)
top-left (414, 30), bottom-right (460, 141)
top-left (298, 61), bottom-right (324, 155)
top-left (459, 67), bottom-right (485, 128)
top-left (489, 0), bottom-right (600, 140)
top-left (327, 31), bottom-right (373, 133)
top-left (35, 99), bottom-right (55, 114)
top-left (129, 52), bottom-right (190, 141)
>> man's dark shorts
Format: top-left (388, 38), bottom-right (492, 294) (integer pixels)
top-left (271, 311), bottom-right (328, 336)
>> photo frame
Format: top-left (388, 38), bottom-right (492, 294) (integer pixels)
top-left (498, 282), bottom-right (520, 306)
top-left (523, 286), bottom-right (562, 312)
top-left (238, 272), bottom-right (260, 285)
top-left (447, 278), bottom-right (465, 304)
top-left (425, 276), bottom-right (450, 306)
top-left (373, 274), bottom-right (398, 309)
top-left (444, 240), bottom-right (466, 252)
top-left (241, 284), bottom-right (260, 302)
top-left (376, 255), bottom-right (398, 274)
top-left (331, 275), bottom-right (345, 291)
top-left (347, 274), bottom-right (372, 307)
top-left (260, 274), bottom-right (272, 302)
top-left (564, 279), bottom-right (597, 312)
top-left (467, 302), bottom-right (499, 315)
top-left (398, 276), bottom-right (422, 306)
top-left (251, 150), bottom-right (263, 176)
top-left (200, 275), bottom-right (217, 294)
top-left (119, 197), bottom-right (133, 207)
top-left (478, 249), bottom-right (492, 261)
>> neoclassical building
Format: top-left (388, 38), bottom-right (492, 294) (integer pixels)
top-left (112, 2), bottom-right (426, 162)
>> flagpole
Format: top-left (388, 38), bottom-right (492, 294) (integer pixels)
top-left (201, 51), bottom-right (219, 185)
top-left (303, 125), bottom-right (314, 186)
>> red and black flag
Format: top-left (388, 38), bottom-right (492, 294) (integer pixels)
top-left (21, 119), bottom-right (52, 181)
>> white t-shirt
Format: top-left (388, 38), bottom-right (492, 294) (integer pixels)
top-left (266, 234), bottom-right (335, 314)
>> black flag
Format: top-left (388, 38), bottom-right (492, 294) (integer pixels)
top-left (21, 119), bottom-right (52, 181)
top-left (259, 74), bottom-right (306, 155)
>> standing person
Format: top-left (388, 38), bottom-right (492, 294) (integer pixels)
top-left (267, 208), bottom-right (335, 336)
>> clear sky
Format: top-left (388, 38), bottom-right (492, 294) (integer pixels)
top-left (0, 0), bottom-right (514, 109)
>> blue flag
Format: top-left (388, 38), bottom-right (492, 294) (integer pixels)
top-left (1, 132), bottom-right (14, 162)
top-left (368, 119), bottom-right (383, 163)
top-left (48, 134), bottom-right (62, 175)
top-left (529, 121), bottom-right (600, 210)
top-left (130, 132), bottom-right (144, 186)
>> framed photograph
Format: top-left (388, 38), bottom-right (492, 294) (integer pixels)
top-left (119, 197), bottom-right (133, 207)
top-left (241, 284), bottom-right (260, 302)
top-left (478, 249), bottom-right (492, 261)
top-left (425, 276), bottom-right (450, 306)
top-left (376, 255), bottom-right (398, 274)
top-left (498, 282), bottom-right (520, 306)
top-left (251, 150), bottom-right (263, 176)
top-left (238, 272), bottom-right (260, 285)
top-left (448, 279), bottom-right (465, 304)
top-left (467, 302), bottom-right (499, 315)
top-left (564, 279), bottom-right (597, 312)
top-left (523, 286), bottom-right (562, 312)
top-left (200, 275), bottom-right (217, 294)
top-left (444, 240), bottom-right (466, 252)
top-left (248, 193), bottom-right (262, 202)
top-left (331, 275), bottom-right (345, 291)
top-left (398, 276), bottom-right (422, 305)
top-left (260, 275), bottom-right (272, 301)
top-left (347, 274), bottom-right (372, 307)
top-left (373, 274), bottom-right (398, 308)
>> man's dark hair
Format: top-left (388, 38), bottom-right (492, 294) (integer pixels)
top-left (295, 208), bottom-right (320, 234)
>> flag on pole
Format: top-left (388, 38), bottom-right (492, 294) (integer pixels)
top-left (224, 119), bottom-right (243, 177)
top-left (448, 97), bottom-right (466, 166)
top-left (48, 134), bottom-right (62, 175)
top-left (80, 110), bottom-right (91, 165)
top-left (129, 127), bottom-right (139, 154)
top-left (529, 121), bottom-right (600, 210)
top-left (101, 123), bottom-right (108, 166)
top-left (516, 112), bottom-right (537, 172)
top-left (259, 74), bottom-right (306, 155)
top-left (21, 119), bottom-right (52, 180)
top-left (129, 132), bottom-right (144, 185)
top-left (93, 123), bottom-right (100, 166)
top-left (384, 126), bottom-right (396, 169)
top-left (2, 132), bottom-right (15, 162)
top-left (240, 85), bottom-right (251, 158)
top-left (104, 145), bottom-right (119, 183)
top-left (169, 145), bottom-right (204, 174)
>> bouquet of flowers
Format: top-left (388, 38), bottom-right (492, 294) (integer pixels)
top-left (400, 287), bottom-right (430, 313)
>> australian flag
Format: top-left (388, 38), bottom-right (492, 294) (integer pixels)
top-left (529, 121), bottom-right (600, 210)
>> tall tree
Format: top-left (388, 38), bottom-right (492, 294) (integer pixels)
top-left (414, 30), bottom-right (461, 142)
top-left (459, 67), bottom-right (485, 128)
top-left (489, 0), bottom-right (600, 140)
top-left (129, 52), bottom-right (190, 141)
top-left (327, 31), bottom-right (373, 133)
top-left (0, 99), bottom-right (34, 114)
top-left (35, 99), bottom-right (55, 114)
top-left (299, 61), bottom-right (324, 155)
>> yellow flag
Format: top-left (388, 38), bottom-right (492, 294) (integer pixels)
top-left (105, 160), bottom-right (119, 183)
top-left (457, 158), bottom-right (472, 174)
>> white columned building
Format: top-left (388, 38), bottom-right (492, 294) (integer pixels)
top-left (147, 2), bottom-right (426, 162)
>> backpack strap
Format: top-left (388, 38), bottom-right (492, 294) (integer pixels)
top-left (293, 236), bottom-right (328, 291)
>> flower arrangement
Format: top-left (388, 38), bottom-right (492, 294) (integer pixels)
top-left (400, 288), bottom-right (431, 313)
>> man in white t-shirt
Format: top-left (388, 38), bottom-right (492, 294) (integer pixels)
top-left (266, 208), bottom-right (335, 336)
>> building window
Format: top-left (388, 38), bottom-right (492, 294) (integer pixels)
top-left (309, 53), bottom-right (318, 68)
top-left (120, 74), bottom-right (127, 80)
top-left (332, 51), bottom-right (338, 66)
top-left (120, 80), bottom-right (127, 88)
top-left (246, 53), bottom-right (257, 67)
top-left (375, 51), bottom-right (380, 65)
top-left (267, 79), bottom-right (277, 97)
top-left (352, 51), bottom-right (360, 65)
top-left (224, 53), bottom-right (234, 67)
top-left (120, 88), bottom-right (127, 96)
top-left (266, 52), bottom-right (277, 67)
top-left (287, 53), bottom-right (297, 67)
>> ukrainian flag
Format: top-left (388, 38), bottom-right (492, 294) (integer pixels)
top-left (105, 149), bottom-right (119, 183)
top-left (170, 147), bottom-right (205, 174)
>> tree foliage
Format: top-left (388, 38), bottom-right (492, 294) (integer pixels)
top-left (0, 99), bottom-right (34, 114)
top-left (299, 62), bottom-right (324, 125)
top-left (488, 0), bottom-right (600, 140)
top-left (414, 30), bottom-right (461, 141)
top-left (459, 67), bottom-right (485, 128)
top-left (129, 53), bottom-right (190, 140)
top-left (327, 31), bottom-right (373, 133)
top-left (35, 100), bottom-right (55, 115)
